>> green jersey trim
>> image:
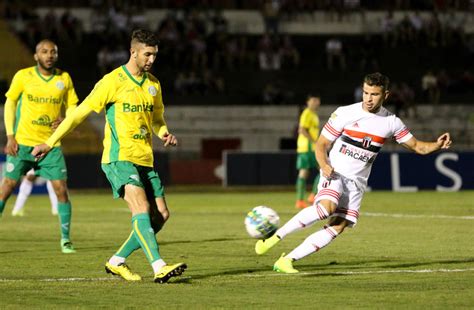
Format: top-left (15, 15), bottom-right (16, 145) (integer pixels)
top-left (13, 93), bottom-right (23, 134)
top-left (35, 66), bottom-right (55, 83)
top-left (105, 102), bottom-right (120, 161)
top-left (121, 65), bottom-right (147, 87)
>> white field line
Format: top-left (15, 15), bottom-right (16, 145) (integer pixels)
top-left (362, 212), bottom-right (474, 220)
top-left (244, 268), bottom-right (474, 277)
top-left (1, 269), bottom-right (473, 282)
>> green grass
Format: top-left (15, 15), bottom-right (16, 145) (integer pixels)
top-left (0, 190), bottom-right (473, 309)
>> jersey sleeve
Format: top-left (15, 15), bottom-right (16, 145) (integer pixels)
top-left (81, 76), bottom-right (116, 113)
top-left (321, 107), bottom-right (344, 141)
top-left (5, 70), bottom-right (24, 101)
top-left (299, 109), bottom-right (311, 128)
top-left (392, 116), bottom-right (413, 144)
top-left (64, 72), bottom-right (79, 109)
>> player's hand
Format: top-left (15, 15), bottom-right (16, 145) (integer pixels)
top-left (162, 133), bottom-right (178, 147)
top-left (437, 132), bottom-right (452, 149)
top-left (51, 117), bottom-right (64, 130)
top-left (4, 135), bottom-right (18, 156)
top-left (321, 164), bottom-right (335, 179)
top-left (31, 143), bottom-right (52, 160)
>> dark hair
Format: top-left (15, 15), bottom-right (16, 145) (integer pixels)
top-left (363, 72), bottom-right (390, 91)
top-left (307, 93), bottom-right (320, 100)
top-left (131, 29), bottom-right (160, 47)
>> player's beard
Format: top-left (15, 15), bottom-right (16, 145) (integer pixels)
top-left (37, 58), bottom-right (56, 73)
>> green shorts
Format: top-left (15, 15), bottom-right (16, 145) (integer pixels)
top-left (296, 151), bottom-right (318, 170)
top-left (3, 144), bottom-right (67, 181)
top-left (101, 161), bottom-right (165, 199)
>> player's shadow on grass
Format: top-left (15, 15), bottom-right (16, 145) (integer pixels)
top-left (168, 267), bottom-right (273, 284)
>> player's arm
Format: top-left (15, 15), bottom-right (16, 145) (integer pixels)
top-left (31, 103), bottom-right (94, 158)
top-left (299, 126), bottom-right (316, 143)
top-left (3, 98), bottom-right (18, 156)
top-left (315, 135), bottom-right (334, 178)
top-left (401, 132), bottom-right (452, 155)
top-left (152, 109), bottom-right (177, 147)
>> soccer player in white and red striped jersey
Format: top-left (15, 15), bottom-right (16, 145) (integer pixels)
top-left (255, 72), bottom-right (452, 273)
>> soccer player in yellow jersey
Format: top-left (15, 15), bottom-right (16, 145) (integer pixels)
top-left (295, 94), bottom-right (321, 209)
top-left (1, 39), bottom-right (78, 254)
top-left (32, 29), bottom-right (186, 283)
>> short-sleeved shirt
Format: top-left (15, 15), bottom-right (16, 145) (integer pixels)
top-left (5, 66), bottom-right (78, 146)
top-left (82, 65), bottom-right (166, 167)
top-left (297, 108), bottom-right (320, 153)
top-left (321, 102), bottom-right (413, 189)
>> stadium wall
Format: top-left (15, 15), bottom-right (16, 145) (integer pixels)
top-left (224, 151), bottom-right (474, 191)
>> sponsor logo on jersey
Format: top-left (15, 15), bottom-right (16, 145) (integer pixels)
top-left (27, 94), bottom-right (62, 104)
top-left (32, 115), bottom-right (52, 126)
top-left (123, 103), bottom-right (154, 112)
top-left (133, 125), bottom-right (151, 140)
top-left (56, 81), bottom-right (65, 90)
top-left (148, 86), bottom-right (157, 96)
top-left (339, 143), bottom-right (376, 163)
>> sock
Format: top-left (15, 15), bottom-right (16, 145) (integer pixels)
top-left (57, 201), bottom-right (72, 240)
top-left (46, 181), bottom-right (58, 213)
top-left (296, 177), bottom-right (306, 200)
top-left (115, 231), bottom-right (141, 259)
top-left (312, 173), bottom-right (321, 194)
top-left (132, 213), bottom-right (162, 265)
top-left (287, 225), bottom-right (338, 261)
top-left (108, 255), bottom-right (126, 266)
top-left (152, 259), bottom-right (167, 274)
top-left (12, 178), bottom-right (33, 213)
top-left (0, 200), bottom-right (5, 215)
top-left (276, 203), bottom-right (329, 239)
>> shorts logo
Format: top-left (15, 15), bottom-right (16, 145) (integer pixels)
top-left (148, 86), bottom-right (157, 96)
top-left (6, 163), bottom-right (14, 173)
top-left (362, 136), bottom-right (372, 149)
top-left (322, 180), bottom-right (331, 188)
top-left (56, 81), bottom-right (65, 90)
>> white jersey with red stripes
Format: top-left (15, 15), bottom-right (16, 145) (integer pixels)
top-left (321, 102), bottom-right (413, 189)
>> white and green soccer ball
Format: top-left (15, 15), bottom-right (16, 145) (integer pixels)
top-left (245, 206), bottom-right (280, 239)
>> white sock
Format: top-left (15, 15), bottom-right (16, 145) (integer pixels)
top-left (46, 181), bottom-right (58, 213)
top-left (108, 255), bottom-right (126, 266)
top-left (287, 225), bottom-right (338, 261)
top-left (276, 203), bottom-right (329, 239)
top-left (12, 179), bottom-right (34, 213)
top-left (152, 259), bottom-right (167, 274)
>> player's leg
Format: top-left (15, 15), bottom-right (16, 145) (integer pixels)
top-left (256, 177), bottom-right (342, 255)
top-left (11, 170), bottom-right (36, 216)
top-left (273, 217), bottom-right (349, 274)
top-left (0, 178), bottom-right (19, 216)
top-left (46, 180), bottom-right (58, 215)
top-left (307, 154), bottom-right (320, 204)
top-left (296, 152), bottom-right (310, 209)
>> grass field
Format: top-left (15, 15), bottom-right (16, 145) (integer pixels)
top-left (0, 189), bottom-right (473, 309)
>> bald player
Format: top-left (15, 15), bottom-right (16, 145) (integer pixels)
top-left (1, 39), bottom-right (78, 253)
top-left (32, 29), bottom-right (187, 283)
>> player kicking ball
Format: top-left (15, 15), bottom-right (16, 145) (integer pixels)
top-left (256, 72), bottom-right (452, 273)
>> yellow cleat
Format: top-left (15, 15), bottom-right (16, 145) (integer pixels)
top-left (255, 234), bottom-right (280, 255)
top-left (11, 209), bottom-right (25, 217)
top-left (105, 262), bottom-right (142, 281)
top-left (273, 253), bottom-right (299, 274)
top-left (154, 263), bottom-right (187, 283)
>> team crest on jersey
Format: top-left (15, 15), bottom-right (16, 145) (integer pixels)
top-left (362, 136), bottom-right (372, 148)
top-left (148, 86), bottom-right (157, 96)
top-left (55, 81), bottom-right (65, 90)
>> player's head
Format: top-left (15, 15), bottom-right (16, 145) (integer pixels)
top-left (34, 39), bottom-right (58, 72)
top-left (306, 93), bottom-right (321, 111)
top-left (362, 72), bottom-right (390, 113)
top-left (130, 29), bottom-right (159, 72)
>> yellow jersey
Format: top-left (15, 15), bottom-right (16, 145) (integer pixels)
top-left (82, 65), bottom-right (168, 167)
top-left (5, 66), bottom-right (78, 146)
top-left (296, 108), bottom-right (320, 153)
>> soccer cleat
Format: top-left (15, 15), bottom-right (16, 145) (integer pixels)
top-left (273, 253), bottom-right (299, 274)
top-left (51, 208), bottom-right (58, 216)
top-left (60, 239), bottom-right (76, 254)
top-left (295, 200), bottom-right (308, 209)
top-left (255, 234), bottom-right (280, 255)
top-left (154, 263), bottom-right (187, 283)
top-left (307, 192), bottom-right (316, 204)
top-left (105, 262), bottom-right (142, 281)
top-left (11, 209), bottom-right (25, 217)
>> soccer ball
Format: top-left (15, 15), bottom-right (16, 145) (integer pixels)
top-left (244, 206), bottom-right (280, 239)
